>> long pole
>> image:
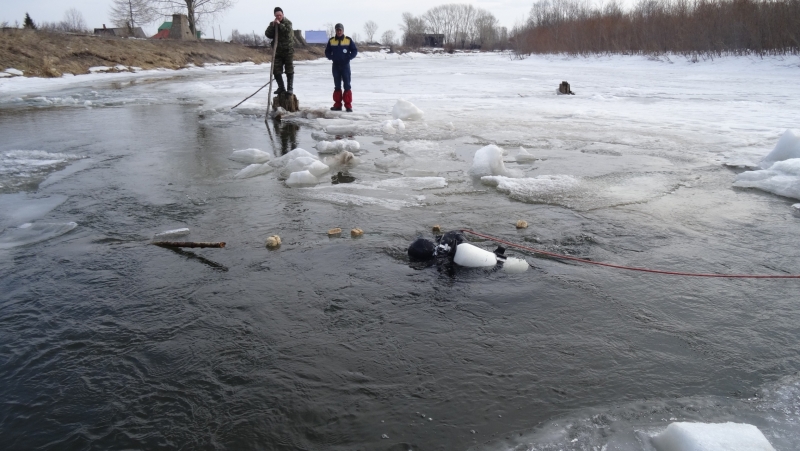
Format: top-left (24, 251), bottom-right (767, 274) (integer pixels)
top-left (265, 21), bottom-right (279, 117)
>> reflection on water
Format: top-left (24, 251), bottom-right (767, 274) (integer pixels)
top-left (268, 119), bottom-right (300, 156)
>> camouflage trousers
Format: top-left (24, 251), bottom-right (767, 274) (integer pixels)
top-left (273, 52), bottom-right (294, 75)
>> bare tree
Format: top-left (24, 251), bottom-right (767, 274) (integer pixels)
top-left (363, 20), bottom-right (378, 42)
top-left (229, 28), bottom-right (267, 45)
top-left (110, 0), bottom-right (158, 29)
top-left (400, 12), bottom-right (427, 47)
top-left (324, 22), bottom-right (335, 37)
top-left (381, 29), bottom-right (396, 46)
top-left (61, 8), bottom-right (88, 32)
top-left (152, 0), bottom-right (235, 37)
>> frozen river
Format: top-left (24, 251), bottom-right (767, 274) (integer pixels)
top-left (1, 52), bottom-right (800, 450)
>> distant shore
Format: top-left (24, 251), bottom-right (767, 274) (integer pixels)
top-left (0, 28), bottom-right (324, 78)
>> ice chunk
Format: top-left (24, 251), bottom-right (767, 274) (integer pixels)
top-left (229, 148), bottom-right (271, 164)
top-left (381, 121), bottom-right (397, 135)
top-left (392, 99), bottom-right (424, 121)
top-left (0, 222), bottom-right (78, 249)
top-left (761, 129), bottom-right (800, 168)
top-left (502, 257), bottom-right (530, 273)
top-left (516, 147), bottom-right (537, 163)
top-left (281, 157), bottom-right (330, 178)
top-left (268, 148), bottom-right (318, 168)
top-left (235, 163), bottom-right (274, 179)
top-left (469, 145), bottom-right (522, 178)
top-left (733, 158), bottom-right (800, 200)
top-left (4, 68), bottom-right (24, 76)
top-left (381, 119), bottom-right (406, 135)
top-left (153, 228), bottom-right (190, 240)
top-left (651, 422), bottom-right (775, 451)
top-left (285, 170), bottom-right (318, 187)
top-left (315, 139), bottom-right (360, 154)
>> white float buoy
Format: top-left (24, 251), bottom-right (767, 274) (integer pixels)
top-left (453, 243), bottom-right (498, 267)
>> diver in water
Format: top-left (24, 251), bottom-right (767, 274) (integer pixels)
top-left (408, 230), bottom-right (529, 272)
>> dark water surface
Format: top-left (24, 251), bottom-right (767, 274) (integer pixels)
top-left (1, 101), bottom-right (799, 450)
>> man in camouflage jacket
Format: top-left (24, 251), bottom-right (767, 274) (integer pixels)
top-left (265, 7), bottom-right (295, 94)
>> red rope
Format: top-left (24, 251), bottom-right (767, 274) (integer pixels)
top-left (461, 229), bottom-right (800, 279)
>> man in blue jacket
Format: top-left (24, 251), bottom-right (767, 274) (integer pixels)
top-left (325, 23), bottom-right (358, 112)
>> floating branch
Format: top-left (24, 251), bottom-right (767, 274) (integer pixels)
top-left (153, 241), bottom-right (226, 249)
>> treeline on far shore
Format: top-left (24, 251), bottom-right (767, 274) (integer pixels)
top-left (512, 0), bottom-right (800, 57)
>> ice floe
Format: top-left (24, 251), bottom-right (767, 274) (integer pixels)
top-left (734, 130), bottom-right (800, 200)
top-left (235, 163), bottom-right (274, 179)
top-left (229, 148), bottom-right (271, 164)
top-left (280, 157), bottom-right (329, 178)
top-left (268, 148), bottom-right (318, 168)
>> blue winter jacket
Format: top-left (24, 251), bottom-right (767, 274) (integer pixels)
top-left (325, 36), bottom-right (358, 63)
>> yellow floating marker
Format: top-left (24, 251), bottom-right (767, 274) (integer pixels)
top-left (328, 228), bottom-right (342, 236)
top-left (432, 225), bottom-right (442, 233)
top-left (266, 235), bottom-right (282, 248)
top-left (516, 220), bottom-right (528, 229)
top-left (351, 228), bottom-right (364, 237)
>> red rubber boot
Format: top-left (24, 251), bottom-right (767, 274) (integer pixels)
top-left (331, 89), bottom-right (343, 111)
top-left (343, 90), bottom-right (353, 112)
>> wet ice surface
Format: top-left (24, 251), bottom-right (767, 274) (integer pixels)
top-left (1, 53), bottom-right (800, 450)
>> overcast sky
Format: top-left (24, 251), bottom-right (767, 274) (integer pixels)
top-left (4, 0), bottom-right (542, 41)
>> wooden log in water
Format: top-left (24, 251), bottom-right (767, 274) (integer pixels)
top-left (153, 241), bottom-right (226, 249)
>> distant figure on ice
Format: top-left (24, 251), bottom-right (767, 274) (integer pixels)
top-left (325, 23), bottom-right (358, 112)
top-left (265, 7), bottom-right (295, 95)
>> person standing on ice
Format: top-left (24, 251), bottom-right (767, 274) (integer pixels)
top-left (325, 23), bottom-right (358, 112)
top-left (265, 7), bottom-right (295, 95)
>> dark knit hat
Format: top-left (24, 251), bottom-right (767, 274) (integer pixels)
top-left (335, 23), bottom-right (344, 31)
top-left (274, 7), bottom-right (283, 13)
